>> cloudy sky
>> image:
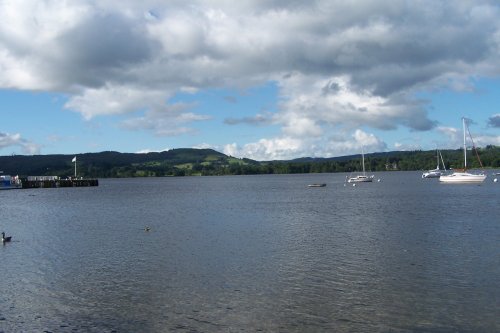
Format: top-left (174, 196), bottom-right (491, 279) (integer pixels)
top-left (1, 0), bottom-right (499, 160)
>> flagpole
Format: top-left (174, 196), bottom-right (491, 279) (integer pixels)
top-left (72, 156), bottom-right (77, 178)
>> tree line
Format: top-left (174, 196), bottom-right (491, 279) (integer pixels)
top-left (0, 146), bottom-right (498, 178)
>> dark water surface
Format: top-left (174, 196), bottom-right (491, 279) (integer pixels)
top-left (1, 172), bottom-right (499, 332)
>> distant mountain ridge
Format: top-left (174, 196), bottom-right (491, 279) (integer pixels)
top-left (0, 146), bottom-right (499, 178)
top-left (0, 148), bottom-right (232, 177)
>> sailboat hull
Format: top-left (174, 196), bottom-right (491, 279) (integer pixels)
top-left (422, 169), bottom-right (441, 178)
top-left (347, 175), bottom-right (374, 183)
top-left (439, 172), bottom-right (486, 183)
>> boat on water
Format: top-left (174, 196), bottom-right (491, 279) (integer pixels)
top-left (0, 175), bottom-right (22, 190)
top-left (422, 150), bottom-right (446, 178)
top-left (422, 168), bottom-right (441, 179)
top-left (308, 183), bottom-right (326, 187)
top-left (439, 117), bottom-right (486, 183)
top-left (347, 174), bottom-right (374, 183)
top-left (347, 148), bottom-right (374, 183)
top-left (439, 170), bottom-right (486, 183)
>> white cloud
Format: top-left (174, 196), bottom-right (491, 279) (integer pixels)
top-left (435, 124), bottom-right (500, 149)
top-left (282, 116), bottom-right (323, 138)
top-left (135, 147), bottom-right (170, 153)
top-left (4, 1), bottom-right (499, 97)
top-left (120, 102), bottom-right (211, 136)
top-left (352, 129), bottom-right (386, 150)
top-left (394, 142), bottom-right (422, 151)
top-left (488, 113), bottom-right (500, 127)
top-left (276, 74), bottom-right (436, 133)
top-left (0, 0), bottom-right (91, 90)
top-left (224, 137), bottom-right (305, 161)
top-left (64, 84), bottom-right (170, 119)
top-left (318, 129), bottom-right (387, 157)
top-left (0, 132), bottom-right (41, 155)
top-left (436, 126), bottom-right (461, 148)
top-left (192, 142), bottom-right (215, 149)
top-left (1, 1), bottom-right (500, 157)
top-left (222, 143), bottom-right (238, 157)
top-left (223, 128), bottom-right (386, 161)
top-left (474, 134), bottom-right (500, 147)
top-left (147, 9), bottom-right (208, 57)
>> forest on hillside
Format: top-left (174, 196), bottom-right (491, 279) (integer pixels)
top-left (0, 146), bottom-right (499, 178)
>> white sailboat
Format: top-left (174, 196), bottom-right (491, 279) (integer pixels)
top-left (422, 150), bottom-right (446, 178)
top-left (439, 117), bottom-right (486, 183)
top-left (347, 148), bottom-right (374, 183)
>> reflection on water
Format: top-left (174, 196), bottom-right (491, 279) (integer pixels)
top-left (1, 172), bottom-right (499, 332)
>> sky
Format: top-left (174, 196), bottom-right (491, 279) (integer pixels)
top-left (0, 0), bottom-right (500, 161)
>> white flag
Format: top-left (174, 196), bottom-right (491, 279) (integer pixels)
top-left (72, 156), bottom-right (76, 163)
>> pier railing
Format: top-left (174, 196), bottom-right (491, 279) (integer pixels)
top-left (21, 178), bottom-right (99, 188)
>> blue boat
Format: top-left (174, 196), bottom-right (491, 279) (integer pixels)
top-left (0, 175), bottom-right (22, 190)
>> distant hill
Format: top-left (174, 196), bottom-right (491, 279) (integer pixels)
top-left (0, 148), bottom-right (260, 178)
top-left (0, 146), bottom-right (499, 178)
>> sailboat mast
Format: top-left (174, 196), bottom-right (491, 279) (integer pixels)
top-left (462, 117), bottom-right (467, 170)
top-left (436, 149), bottom-right (439, 169)
top-left (361, 147), bottom-right (366, 175)
top-left (439, 150), bottom-right (446, 171)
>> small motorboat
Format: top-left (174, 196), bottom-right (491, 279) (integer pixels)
top-left (308, 183), bottom-right (326, 187)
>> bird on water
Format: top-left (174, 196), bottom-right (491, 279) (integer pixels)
top-left (2, 232), bottom-right (12, 243)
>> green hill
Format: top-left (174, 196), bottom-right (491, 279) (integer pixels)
top-left (0, 148), bottom-right (246, 178)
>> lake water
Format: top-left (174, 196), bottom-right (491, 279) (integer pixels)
top-left (1, 172), bottom-right (499, 332)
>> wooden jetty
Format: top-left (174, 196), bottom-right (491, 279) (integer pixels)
top-left (21, 177), bottom-right (98, 189)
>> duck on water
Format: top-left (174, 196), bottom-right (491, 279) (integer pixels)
top-left (2, 232), bottom-right (12, 243)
